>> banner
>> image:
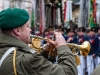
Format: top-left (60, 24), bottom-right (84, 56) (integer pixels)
top-left (31, 7), bottom-right (34, 28)
top-left (64, 1), bottom-right (67, 22)
top-left (79, 0), bottom-right (89, 27)
top-left (93, 0), bottom-right (97, 24)
top-left (89, 0), bottom-right (97, 27)
top-left (31, 0), bottom-right (36, 28)
top-left (39, 0), bottom-right (45, 34)
top-left (64, 0), bottom-right (72, 28)
top-left (45, 1), bottom-right (52, 27)
top-left (96, 0), bottom-right (100, 25)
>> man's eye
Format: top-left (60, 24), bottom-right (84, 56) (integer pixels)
top-left (27, 25), bottom-right (30, 27)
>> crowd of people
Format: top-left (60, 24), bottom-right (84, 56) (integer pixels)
top-left (35, 25), bottom-right (100, 75)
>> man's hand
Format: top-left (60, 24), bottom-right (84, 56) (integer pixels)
top-left (92, 54), bottom-right (96, 58)
top-left (48, 32), bottom-right (66, 48)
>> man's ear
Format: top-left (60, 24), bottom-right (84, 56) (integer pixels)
top-left (13, 28), bottom-right (20, 36)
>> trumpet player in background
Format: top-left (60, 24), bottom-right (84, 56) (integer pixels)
top-left (66, 28), bottom-right (77, 43)
top-left (0, 8), bottom-right (77, 75)
top-left (87, 27), bottom-right (99, 75)
top-left (77, 27), bottom-right (89, 75)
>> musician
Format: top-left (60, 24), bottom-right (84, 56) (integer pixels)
top-left (91, 27), bottom-right (100, 75)
top-left (42, 28), bottom-right (50, 45)
top-left (0, 8), bottom-right (77, 75)
top-left (54, 25), bottom-right (59, 32)
top-left (59, 28), bottom-right (67, 40)
top-left (96, 27), bottom-right (100, 64)
top-left (87, 27), bottom-right (99, 75)
top-left (48, 26), bottom-right (54, 39)
top-left (86, 28), bottom-right (90, 37)
top-left (66, 28), bottom-right (77, 43)
top-left (77, 27), bottom-right (88, 75)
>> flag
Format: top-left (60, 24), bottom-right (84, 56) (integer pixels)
top-left (64, 1), bottom-right (67, 22)
top-left (31, 8), bottom-right (34, 28)
top-left (45, 1), bottom-right (52, 27)
top-left (64, 0), bottom-right (72, 28)
top-left (32, 0), bottom-right (37, 28)
top-left (53, 3), bottom-right (56, 26)
top-left (89, 0), bottom-right (97, 27)
top-left (57, 6), bottom-right (61, 25)
top-left (93, 0), bottom-right (97, 24)
top-left (39, 0), bottom-right (45, 34)
top-left (96, 1), bottom-right (100, 25)
top-left (79, 0), bottom-right (89, 27)
top-left (55, 1), bottom-right (61, 26)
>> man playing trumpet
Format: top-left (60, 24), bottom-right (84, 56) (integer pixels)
top-left (0, 8), bottom-right (77, 75)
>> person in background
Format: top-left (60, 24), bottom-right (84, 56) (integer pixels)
top-left (59, 27), bottom-right (67, 40)
top-left (54, 25), bottom-right (59, 32)
top-left (77, 26), bottom-right (88, 75)
top-left (96, 27), bottom-right (100, 64)
top-left (48, 26), bottom-right (54, 39)
top-left (86, 28), bottom-right (90, 37)
top-left (66, 28), bottom-right (77, 43)
top-left (87, 27), bottom-right (99, 75)
top-left (42, 28), bottom-right (50, 45)
top-left (91, 27), bottom-right (100, 75)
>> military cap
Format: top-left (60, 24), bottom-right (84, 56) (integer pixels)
top-left (0, 8), bottom-right (29, 29)
top-left (66, 28), bottom-right (75, 33)
top-left (86, 28), bottom-right (90, 33)
top-left (48, 26), bottom-right (53, 30)
top-left (90, 27), bottom-right (97, 32)
top-left (97, 26), bottom-right (100, 30)
top-left (77, 26), bottom-right (85, 32)
top-left (59, 28), bottom-right (64, 32)
top-left (55, 25), bottom-right (59, 29)
top-left (44, 28), bottom-right (49, 32)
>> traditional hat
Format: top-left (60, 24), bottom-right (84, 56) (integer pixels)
top-left (0, 8), bottom-right (29, 29)
top-left (86, 28), bottom-right (90, 33)
top-left (48, 26), bottom-right (53, 31)
top-left (55, 25), bottom-right (59, 29)
top-left (90, 27), bottom-right (97, 32)
top-left (66, 28), bottom-right (75, 33)
top-left (77, 27), bottom-right (85, 32)
top-left (44, 28), bottom-right (49, 32)
top-left (97, 26), bottom-right (100, 30)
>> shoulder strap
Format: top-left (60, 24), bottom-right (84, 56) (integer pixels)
top-left (0, 47), bottom-right (16, 67)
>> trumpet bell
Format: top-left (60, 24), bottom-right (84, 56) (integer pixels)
top-left (79, 41), bottom-right (90, 56)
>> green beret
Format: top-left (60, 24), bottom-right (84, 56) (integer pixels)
top-left (0, 8), bottom-right (29, 29)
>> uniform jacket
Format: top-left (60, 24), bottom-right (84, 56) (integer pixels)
top-left (96, 34), bottom-right (100, 56)
top-left (77, 35), bottom-right (88, 55)
top-left (66, 36), bottom-right (77, 43)
top-left (0, 33), bottom-right (77, 75)
top-left (88, 35), bottom-right (99, 55)
top-left (77, 35), bottom-right (88, 45)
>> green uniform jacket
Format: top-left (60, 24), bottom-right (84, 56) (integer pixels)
top-left (91, 64), bottom-right (100, 75)
top-left (0, 33), bottom-right (77, 75)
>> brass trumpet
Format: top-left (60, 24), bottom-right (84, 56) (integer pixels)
top-left (29, 35), bottom-right (90, 65)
